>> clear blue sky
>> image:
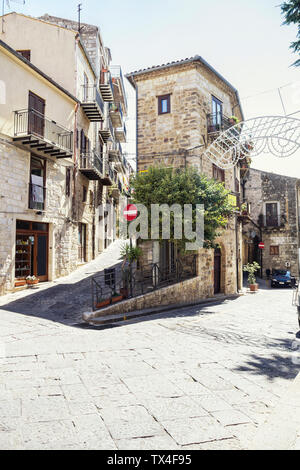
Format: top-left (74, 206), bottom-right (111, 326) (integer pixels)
top-left (6, 0), bottom-right (300, 176)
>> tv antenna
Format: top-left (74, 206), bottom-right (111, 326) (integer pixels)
top-left (2, 0), bottom-right (25, 33)
top-left (77, 3), bottom-right (82, 33)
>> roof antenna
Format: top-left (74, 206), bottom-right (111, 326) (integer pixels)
top-left (77, 3), bottom-right (82, 33)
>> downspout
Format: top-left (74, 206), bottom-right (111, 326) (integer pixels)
top-left (131, 76), bottom-right (138, 172)
top-left (73, 102), bottom-right (79, 221)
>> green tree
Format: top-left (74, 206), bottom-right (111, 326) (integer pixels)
top-left (131, 166), bottom-right (237, 250)
top-left (281, 0), bottom-right (300, 66)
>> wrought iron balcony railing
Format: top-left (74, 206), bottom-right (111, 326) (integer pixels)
top-left (79, 151), bottom-right (103, 180)
top-left (207, 112), bottom-right (239, 136)
top-left (110, 65), bottom-right (128, 113)
top-left (14, 109), bottom-right (73, 158)
top-left (99, 70), bottom-right (114, 102)
top-left (115, 121), bottom-right (127, 143)
top-left (99, 117), bottom-right (114, 143)
top-left (81, 85), bottom-right (104, 121)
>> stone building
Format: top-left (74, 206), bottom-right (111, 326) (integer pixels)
top-left (0, 12), bottom-right (130, 295)
top-left (127, 56), bottom-right (245, 296)
top-left (242, 168), bottom-right (300, 278)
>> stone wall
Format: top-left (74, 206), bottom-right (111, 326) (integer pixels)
top-left (133, 62), bottom-right (243, 295)
top-left (243, 168), bottom-right (299, 277)
top-left (87, 274), bottom-right (216, 321)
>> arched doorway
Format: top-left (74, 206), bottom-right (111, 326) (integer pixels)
top-left (214, 248), bottom-right (221, 294)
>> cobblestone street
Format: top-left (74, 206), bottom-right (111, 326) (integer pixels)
top-left (0, 249), bottom-right (299, 449)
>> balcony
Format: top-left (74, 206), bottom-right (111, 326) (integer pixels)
top-left (79, 150), bottom-right (103, 180)
top-left (101, 159), bottom-right (114, 186)
top-left (99, 70), bottom-right (114, 102)
top-left (207, 113), bottom-right (240, 142)
top-left (115, 121), bottom-right (127, 143)
top-left (110, 65), bottom-right (128, 116)
top-left (28, 182), bottom-right (46, 211)
top-left (108, 141), bottom-right (122, 163)
top-left (109, 103), bottom-right (124, 128)
top-left (99, 117), bottom-right (114, 143)
top-left (81, 85), bottom-right (104, 122)
top-left (14, 109), bottom-right (73, 159)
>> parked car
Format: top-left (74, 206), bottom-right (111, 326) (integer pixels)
top-left (271, 269), bottom-right (296, 288)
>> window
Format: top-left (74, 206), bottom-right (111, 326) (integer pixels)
top-left (213, 164), bottom-right (225, 183)
top-left (66, 168), bottom-right (71, 197)
top-left (265, 202), bottom-right (279, 227)
top-left (270, 245), bottom-right (279, 256)
top-left (82, 186), bottom-right (87, 203)
top-left (212, 96), bottom-right (223, 127)
top-left (17, 50), bottom-right (31, 61)
top-left (29, 156), bottom-right (46, 210)
top-left (158, 94), bottom-right (171, 115)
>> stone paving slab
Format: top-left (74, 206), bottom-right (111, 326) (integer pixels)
top-left (0, 260), bottom-right (299, 449)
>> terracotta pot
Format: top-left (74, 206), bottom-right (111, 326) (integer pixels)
top-left (26, 280), bottom-right (39, 286)
top-left (15, 280), bottom-right (26, 287)
top-left (250, 284), bottom-right (258, 292)
top-left (96, 299), bottom-right (111, 309)
top-left (120, 288), bottom-right (128, 299)
top-left (111, 295), bottom-right (123, 304)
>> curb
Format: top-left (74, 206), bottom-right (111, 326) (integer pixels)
top-left (82, 293), bottom-right (242, 326)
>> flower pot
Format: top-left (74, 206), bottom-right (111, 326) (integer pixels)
top-left (96, 299), bottom-right (111, 309)
top-left (120, 288), bottom-right (128, 299)
top-left (26, 280), bottom-right (39, 286)
top-left (15, 280), bottom-right (26, 287)
top-left (111, 295), bottom-right (123, 304)
top-left (250, 284), bottom-right (258, 292)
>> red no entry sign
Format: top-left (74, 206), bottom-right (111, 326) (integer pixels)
top-left (123, 204), bottom-right (138, 221)
top-left (258, 242), bottom-right (265, 249)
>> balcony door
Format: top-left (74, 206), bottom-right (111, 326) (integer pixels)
top-left (212, 96), bottom-right (223, 128)
top-left (28, 91), bottom-right (45, 137)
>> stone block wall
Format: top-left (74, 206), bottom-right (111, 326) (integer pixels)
top-left (133, 62), bottom-right (242, 296)
top-left (243, 168), bottom-right (299, 277)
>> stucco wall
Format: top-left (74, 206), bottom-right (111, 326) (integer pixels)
top-left (0, 13), bottom-right (77, 95)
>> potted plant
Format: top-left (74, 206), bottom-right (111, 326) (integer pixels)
top-left (15, 279), bottom-right (26, 287)
top-left (229, 115), bottom-right (240, 126)
top-left (26, 275), bottom-right (39, 286)
top-left (243, 262), bottom-right (261, 292)
top-left (111, 292), bottom-right (123, 304)
top-left (95, 298), bottom-right (111, 309)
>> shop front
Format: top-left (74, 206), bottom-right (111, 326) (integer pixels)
top-left (15, 220), bottom-right (49, 285)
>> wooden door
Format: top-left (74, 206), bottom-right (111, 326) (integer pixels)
top-left (214, 248), bottom-right (221, 294)
top-left (28, 91), bottom-right (45, 137)
top-left (35, 233), bottom-right (48, 282)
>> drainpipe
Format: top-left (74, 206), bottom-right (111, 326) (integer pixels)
top-left (73, 103), bottom-right (79, 221)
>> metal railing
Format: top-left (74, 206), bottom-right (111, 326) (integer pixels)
top-left (81, 85), bottom-right (104, 114)
top-left (100, 70), bottom-right (114, 91)
top-left (115, 121), bottom-right (127, 140)
top-left (109, 102), bottom-right (124, 122)
top-left (28, 183), bottom-right (46, 210)
top-left (91, 255), bottom-right (197, 310)
top-left (14, 109), bottom-right (73, 153)
top-left (207, 112), bottom-right (239, 135)
top-left (80, 151), bottom-right (103, 174)
top-left (110, 65), bottom-right (128, 111)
